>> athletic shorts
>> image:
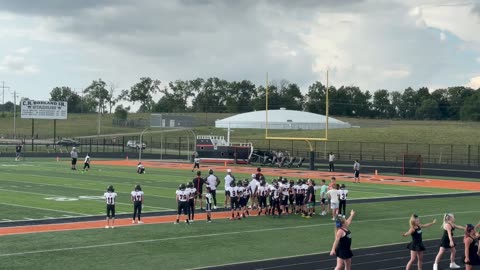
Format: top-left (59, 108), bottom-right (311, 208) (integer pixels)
top-left (205, 203), bottom-right (212, 212)
top-left (321, 198), bottom-right (326, 204)
top-left (330, 202), bottom-right (339, 209)
top-left (259, 196), bottom-right (267, 208)
top-left (225, 190), bottom-right (230, 197)
top-left (106, 204), bottom-right (116, 218)
top-left (281, 196), bottom-right (288, 206)
top-left (177, 201), bottom-right (188, 215)
top-left (71, 158), bottom-right (77, 165)
top-left (354, 170), bottom-right (360, 178)
top-left (230, 197), bottom-right (239, 210)
top-left (195, 191), bottom-right (203, 199)
top-left (239, 197), bottom-right (246, 207)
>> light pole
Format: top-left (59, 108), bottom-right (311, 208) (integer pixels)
top-left (138, 127), bottom-right (149, 162)
top-left (11, 90), bottom-right (19, 139)
top-left (185, 129), bottom-right (197, 161)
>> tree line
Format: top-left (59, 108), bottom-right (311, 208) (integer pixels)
top-left (46, 77), bottom-right (480, 121)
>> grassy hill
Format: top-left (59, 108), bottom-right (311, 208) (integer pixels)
top-left (0, 113), bottom-right (479, 146)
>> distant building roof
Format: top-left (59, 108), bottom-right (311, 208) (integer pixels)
top-left (215, 109), bottom-right (351, 130)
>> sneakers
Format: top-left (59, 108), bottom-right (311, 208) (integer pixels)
top-left (213, 206), bottom-right (217, 210)
top-left (105, 225), bottom-right (109, 229)
top-left (110, 226), bottom-right (114, 229)
top-left (449, 263), bottom-right (460, 269)
top-left (433, 263), bottom-right (438, 270)
top-left (132, 220), bottom-right (136, 224)
top-left (138, 221), bottom-right (144, 224)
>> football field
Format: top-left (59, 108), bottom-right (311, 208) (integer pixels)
top-left (0, 159), bottom-right (478, 269)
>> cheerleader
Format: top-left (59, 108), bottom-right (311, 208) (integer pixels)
top-left (433, 213), bottom-right (465, 270)
top-left (464, 223), bottom-right (480, 270)
top-left (330, 209), bottom-right (355, 270)
top-left (402, 214), bottom-right (436, 270)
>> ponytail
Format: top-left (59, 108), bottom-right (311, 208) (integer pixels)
top-left (442, 213), bottom-right (453, 229)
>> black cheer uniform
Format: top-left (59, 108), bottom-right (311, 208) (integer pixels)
top-left (407, 226), bottom-right (426, 251)
top-left (336, 228), bottom-right (354, 259)
top-left (464, 236), bottom-right (480, 265)
top-left (440, 225), bottom-right (455, 248)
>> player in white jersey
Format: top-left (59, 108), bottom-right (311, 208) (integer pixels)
top-left (301, 180), bottom-right (309, 216)
top-left (186, 182), bottom-right (197, 222)
top-left (236, 181), bottom-right (246, 219)
top-left (224, 169), bottom-right (235, 209)
top-left (291, 180), bottom-right (299, 214)
top-left (131, 184), bottom-right (144, 224)
top-left (280, 179), bottom-right (290, 215)
top-left (248, 174), bottom-right (259, 210)
top-left (338, 184), bottom-right (349, 217)
top-left (270, 181), bottom-right (281, 216)
top-left (104, 185), bottom-right (117, 229)
top-left (82, 153), bottom-right (90, 172)
top-left (242, 180), bottom-right (251, 217)
top-left (175, 184), bottom-right (190, 224)
top-left (226, 181), bottom-right (239, 220)
top-left (205, 187), bottom-right (213, 222)
top-left (257, 180), bottom-right (268, 215)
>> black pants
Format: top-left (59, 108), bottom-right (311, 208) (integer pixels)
top-left (329, 162), bottom-right (335, 172)
top-left (83, 163), bottom-right (90, 170)
top-left (339, 200), bottom-right (347, 215)
top-left (272, 198), bottom-right (281, 215)
top-left (133, 202), bottom-right (142, 220)
top-left (188, 199), bottom-right (195, 220)
top-left (211, 190), bottom-right (217, 206)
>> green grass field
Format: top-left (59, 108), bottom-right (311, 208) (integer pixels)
top-left (0, 159), bottom-right (478, 269)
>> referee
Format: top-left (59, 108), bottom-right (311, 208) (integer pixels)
top-left (70, 147), bottom-right (78, 170)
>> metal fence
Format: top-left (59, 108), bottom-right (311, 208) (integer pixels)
top-left (1, 136), bottom-right (478, 166)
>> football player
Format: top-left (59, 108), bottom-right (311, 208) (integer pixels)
top-left (270, 180), bottom-right (281, 217)
top-left (192, 171), bottom-right (204, 210)
top-left (205, 187), bottom-right (213, 223)
top-left (131, 184), bottom-right (144, 224)
top-left (104, 185), bottom-right (117, 229)
top-left (226, 181), bottom-right (239, 220)
top-left (257, 180), bottom-right (268, 216)
top-left (175, 184), bottom-right (190, 224)
top-left (242, 180), bottom-right (250, 217)
top-left (186, 182), bottom-right (196, 222)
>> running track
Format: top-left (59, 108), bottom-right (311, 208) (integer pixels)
top-left (201, 237), bottom-right (465, 270)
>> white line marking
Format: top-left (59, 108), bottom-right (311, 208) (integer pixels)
top-left (0, 203), bottom-right (88, 216)
top-left (1, 219), bottom-right (12, 221)
top-left (23, 218), bottom-right (35, 221)
top-left (0, 210), bottom-right (477, 258)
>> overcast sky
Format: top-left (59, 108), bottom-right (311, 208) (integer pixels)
top-left (0, 0), bottom-right (479, 103)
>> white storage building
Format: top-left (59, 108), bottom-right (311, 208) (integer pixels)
top-left (215, 109), bottom-right (351, 130)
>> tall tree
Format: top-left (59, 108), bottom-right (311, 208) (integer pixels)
top-left (447, 86), bottom-right (475, 120)
top-left (83, 79), bottom-right (109, 113)
top-left (430, 89), bottom-right (450, 119)
top-left (49, 86), bottom-right (83, 113)
top-left (304, 81), bottom-right (327, 114)
top-left (400, 87), bottom-right (417, 119)
top-left (372, 89), bottom-right (393, 118)
top-left (390, 91), bottom-right (403, 118)
top-left (192, 77), bottom-right (228, 112)
top-left (415, 99), bottom-right (441, 120)
top-left (129, 77), bottom-right (161, 112)
top-left (106, 82), bottom-right (118, 114)
top-left (278, 81), bottom-right (303, 110)
top-left (460, 91), bottom-right (480, 121)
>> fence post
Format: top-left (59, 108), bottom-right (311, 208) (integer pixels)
top-left (89, 138), bottom-right (92, 153)
top-left (467, 145), bottom-right (471, 165)
top-left (103, 138), bottom-right (105, 152)
top-left (268, 140), bottom-right (271, 151)
top-left (337, 141), bottom-right (340, 159)
top-left (179, 137), bottom-right (181, 157)
top-left (383, 143), bottom-right (386, 161)
top-left (360, 142), bottom-right (363, 160)
top-left (450, 144), bottom-right (453, 164)
top-left (406, 143), bottom-right (409, 154)
top-left (428, 144), bottom-right (431, 163)
top-left (122, 136), bottom-right (125, 153)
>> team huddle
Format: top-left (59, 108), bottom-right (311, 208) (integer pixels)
top-left (174, 167), bottom-right (350, 223)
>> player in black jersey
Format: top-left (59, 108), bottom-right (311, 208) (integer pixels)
top-left (192, 171), bottom-right (205, 210)
top-left (463, 224), bottom-right (480, 270)
top-left (402, 214), bottom-right (436, 270)
top-left (330, 209), bottom-right (355, 270)
top-left (433, 213), bottom-right (465, 270)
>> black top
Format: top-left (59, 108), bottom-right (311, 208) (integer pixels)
top-left (411, 226), bottom-right (423, 245)
top-left (192, 177), bottom-right (205, 192)
top-left (336, 228), bottom-right (353, 259)
top-left (440, 224), bottom-right (455, 248)
top-left (15, 145), bottom-right (22, 153)
top-left (306, 186), bottom-right (315, 202)
top-left (464, 237), bottom-right (480, 265)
